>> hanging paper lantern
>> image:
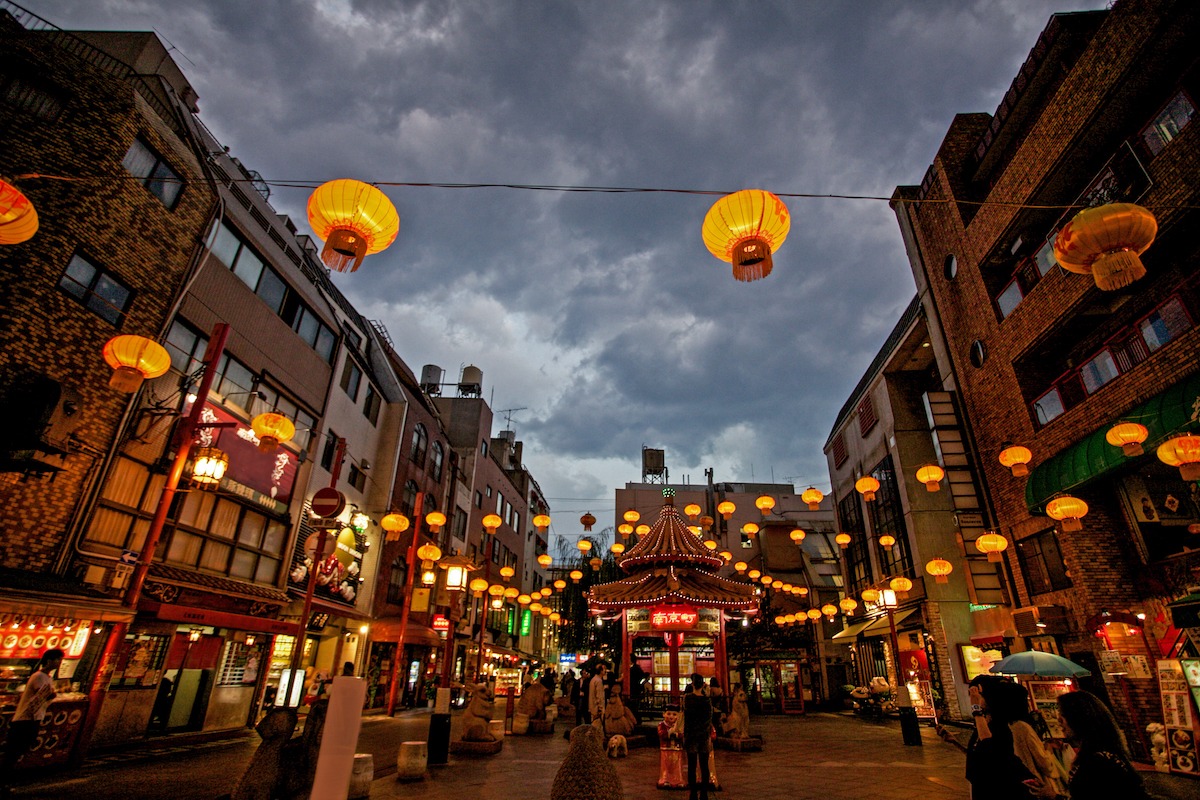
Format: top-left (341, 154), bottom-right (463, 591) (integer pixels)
top-left (1046, 495), bottom-right (1088, 532)
top-left (717, 500), bottom-right (735, 520)
top-left (1157, 434), bottom-right (1200, 481)
top-left (589, 557), bottom-right (602, 570)
top-left (701, 189), bottom-right (791, 282)
top-left (998, 444), bottom-right (1033, 477)
top-left (699, 515), bottom-right (715, 532)
top-left (580, 512), bottom-right (596, 531)
top-left (801, 487), bottom-right (824, 511)
top-left (518, 594), bottom-right (532, 606)
top-left (537, 553), bottom-right (552, 568)
top-left (251, 412), bottom-right (295, 453)
top-left (861, 588), bottom-right (881, 604)
top-left (855, 476), bottom-right (880, 502)
top-left (0, 178), bottom-right (38, 245)
top-left (761, 575), bottom-right (773, 586)
top-left (718, 550), bottom-right (732, 563)
top-left (533, 514), bottom-right (551, 533)
top-left (703, 539), bottom-right (718, 550)
top-left (635, 524), bottom-right (650, 536)
top-left (469, 577), bottom-right (489, 596)
top-left (498, 564), bottom-right (515, 579)
top-left (553, 579), bottom-right (566, 590)
top-left (733, 561), bottom-right (748, 573)
top-left (529, 601), bottom-right (543, 612)
top-left (102, 335), bottom-right (171, 393)
top-left (789, 528), bottom-right (806, 544)
top-left (425, 511), bottom-right (446, 534)
top-left (839, 598), bottom-right (858, 616)
top-left (683, 503), bottom-right (702, 520)
top-left (889, 576), bottom-right (913, 596)
top-left (878, 534), bottom-right (896, 548)
top-left (617, 523), bottom-right (634, 538)
top-left (306, 179), bottom-right (399, 272)
top-left (611, 542), bottom-right (625, 555)
top-left (540, 585), bottom-right (554, 596)
top-left (1106, 422), bottom-right (1149, 457)
top-left (796, 586), bottom-right (809, 597)
top-left (190, 446), bottom-right (228, 489)
top-left (747, 569), bottom-right (761, 580)
top-left (569, 569), bottom-right (583, 583)
top-left (623, 509), bottom-right (640, 524)
top-left (806, 608), bottom-right (822, 621)
top-left (381, 513), bottom-right (410, 541)
top-left (915, 464), bottom-right (945, 492)
top-left (577, 539), bottom-right (593, 553)
top-left (926, 558), bottom-right (953, 584)
top-left (975, 532), bottom-right (1009, 562)
top-left (820, 603), bottom-right (838, 620)
top-left (755, 495), bottom-right (776, 517)
top-left (1053, 203), bottom-right (1157, 291)
top-left (835, 533), bottom-right (851, 549)
top-left (419, 543), bottom-right (443, 568)
top-left (741, 522), bottom-right (759, 537)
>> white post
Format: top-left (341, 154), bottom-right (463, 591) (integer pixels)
top-left (311, 676), bottom-right (367, 800)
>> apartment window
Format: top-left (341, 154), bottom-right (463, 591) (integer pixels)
top-left (857, 395), bottom-right (878, 437)
top-left (255, 385), bottom-right (317, 451)
top-left (340, 360), bottom-right (362, 401)
top-left (1141, 92), bottom-right (1195, 157)
top-left (1016, 529), bottom-right (1072, 595)
top-left (400, 480), bottom-right (419, 517)
top-left (1033, 237), bottom-right (1057, 277)
top-left (430, 442), bottom-right (444, 482)
top-left (837, 492), bottom-right (871, 596)
top-left (867, 456), bottom-right (913, 577)
top-left (410, 423), bottom-right (428, 468)
top-left (320, 431), bottom-right (339, 471)
top-left (1032, 388), bottom-right (1065, 426)
top-left (481, 439), bottom-right (488, 456)
top-left (347, 464), bottom-right (366, 492)
top-left (831, 432), bottom-right (848, 468)
top-left (1140, 297), bottom-right (1192, 352)
top-left (451, 509), bottom-right (468, 541)
top-left (363, 384), bottom-right (381, 425)
top-left (1079, 350), bottom-right (1119, 395)
top-left (58, 253), bottom-right (132, 326)
top-left (996, 279), bottom-right (1024, 319)
top-left (474, 491), bottom-right (482, 509)
top-left (485, 486), bottom-right (493, 498)
top-left (0, 72), bottom-right (65, 120)
top-left (122, 137), bottom-right (183, 208)
top-left (387, 555), bottom-right (408, 605)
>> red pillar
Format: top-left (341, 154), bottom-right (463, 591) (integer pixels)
top-left (715, 612), bottom-right (728, 688)
top-left (621, 609), bottom-right (631, 696)
top-left (668, 633), bottom-right (681, 702)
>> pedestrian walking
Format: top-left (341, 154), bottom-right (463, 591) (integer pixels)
top-left (1, 648), bottom-right (64, 796)
top-left (587, 662), bottom-right (607, 725)
top-left (1030, 690), bottom-right (1150, 800)
top-left (681, 672), bottom-right (713, 800)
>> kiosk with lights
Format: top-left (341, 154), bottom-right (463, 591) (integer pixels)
top-left (588, 489), bottom-right (758, 703)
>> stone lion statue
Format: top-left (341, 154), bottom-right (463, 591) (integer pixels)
top-left (517, 680), bottom-right (552, 720)
top-left (550, 724), bottom-right (623, 800)
top-left (600, 694), bottom-right (636, 740)
top-left (461, 682), bottom-right (496, 741)
top-left (721, 683), bottom-right (750, 739)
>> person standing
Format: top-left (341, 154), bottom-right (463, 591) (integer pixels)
top-left (628, 662), bottom-right (646, 723)
top-left (682, 672), bottom-right (713, 800)
top-left (964, 675), bottom-right (1033, 800)
top-left (587, 662), bottom-right (607, 725)
top-left (1, 648), bottom-right (64, 795)
top-left (1030, 690), bottom-right (1150, 800)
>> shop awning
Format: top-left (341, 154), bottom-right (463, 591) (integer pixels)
top-left (1025, 370), bottom-right (1200, 513)
top-left (831, 620), bottom-right (872, 640)
top-left (862, 609), bottom-right (916, 636)
top-left (1168, 593), bottom-right (1200, 630)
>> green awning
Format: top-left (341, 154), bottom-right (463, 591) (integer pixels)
top-left (1025, 370), bottom-right (1200, 513)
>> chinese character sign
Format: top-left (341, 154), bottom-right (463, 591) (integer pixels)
top-left (650, 604), bottom-right (699, 631)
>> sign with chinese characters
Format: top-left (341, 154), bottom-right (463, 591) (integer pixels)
top-left (0, 624), bottom-right (90, 660)
top-left (432, 614), bottom-right (449, 633)
top-left (1158, 659), bottom-right (1200, 775)
top-left (196, 403), bottom-right (299, 513)
top-left (650, 604), bottom-right (699, 631)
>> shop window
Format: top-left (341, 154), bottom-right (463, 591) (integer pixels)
top-left (218, 641), bottom-right (264, 686)
top-left (109, 633), bottom-right (170, 688)
top-left (1016, 529), bottom-right (1072, 595)
top-left (347, 464), bottom-right (366, 492)
top-left (122, 136), bottom-right (183, 208)
top-left (58, 253), bottom-right (132, 326)
top-left (1140, 92), bottom-right (1195, 157)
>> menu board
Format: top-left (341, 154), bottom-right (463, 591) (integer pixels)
top-left (1158, 659), bottom-right (1199, 775)
top-left (494, 667), bottom-right (522, 697)
top-left (1028, 681), bottom-right (1072, 739)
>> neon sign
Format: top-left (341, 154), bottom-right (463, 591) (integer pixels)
top-left (650, 604), bottom-right (699, 631)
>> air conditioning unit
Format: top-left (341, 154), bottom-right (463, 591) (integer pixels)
top-left (1013, 605), bottom-right (1070, 636)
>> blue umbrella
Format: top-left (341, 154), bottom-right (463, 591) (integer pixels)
top-left (989, 651), bottom-right (1091, 678)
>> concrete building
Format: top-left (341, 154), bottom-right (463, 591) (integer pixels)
top-left (892, 0), bottom-right (1200, 751)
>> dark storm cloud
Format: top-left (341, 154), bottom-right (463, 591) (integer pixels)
top-left (29, 0), bottom-right (1108, 515)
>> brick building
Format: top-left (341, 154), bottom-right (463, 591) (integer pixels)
top-left (892, 0), bottom-right (1200, 753)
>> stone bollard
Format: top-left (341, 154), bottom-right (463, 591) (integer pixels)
top-left (545, 705), bottom-right (558, 724)
top-left (488, 719), bottom-right (506, 740)
top-left (397, 741), bottom-right (428, 781)
top-left (512, 712), bottom-right (530, 735)
top-left (348, 753), bottom-right (374, 798)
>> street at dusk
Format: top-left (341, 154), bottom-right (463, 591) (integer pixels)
top-left (3, 0), bottom-right (1200, 798)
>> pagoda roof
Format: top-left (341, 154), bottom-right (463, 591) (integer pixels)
top-left (618, 495), bottom-right (724, 571)
top-left (588, 565), bottom-right (758, 611)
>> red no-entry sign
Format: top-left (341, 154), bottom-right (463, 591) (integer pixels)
top-left (311, 487), bottom-right (346, 518)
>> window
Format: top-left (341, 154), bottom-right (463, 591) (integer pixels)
top-left (857, 395), bottom-right (877, 437)
top-left (481, 439), bottom-right (488, 456)
top-left (1141, 92), bottom-right (1195, 157)
top-left (969, 340), bottom-right (987, 368)
top-left (340, 360), bottom-right (362, 401)
top-left (996, 279), bottom-right (1024, 318)
top-left (400, 480), bottom-right (419, 517)
top-left (122, 137), bottom-right (183, 208)
top-left (1079, 350), bottom-right (1119, 395)
top-left (485, 486), bottom-right (493, 498)
top-left (1016, 529), bottom-right (1071, 594)
top-left (0, 72), bottom-right (65, 120)
top-left (451, 509), bottom-right (468, 541)
top-left (410, 423), bottom-right (428, 467)
top-left (474, 491), bottom-right (482, 509)
top-left (1032, 388), bottom-right (1064, 426)
top-left (430, 442), bottom-right (444, 482)
top-left (866, 456), bottom-right (913, 578)
top-left (58, 253), bottom-right (132, 326)
top-left (1033, 237), bottom-right (1057, 277)
top-left (363, 384), bottom-right (381, 425)
top-left (387, 555), bottom-right (408, 605)
top-left (943, 255), bottom-right (957, 280)
top-left (347, 464), bottom-right (366, 492)
top-left (837, 492), bottom-right (871, 596)
top-left (320, 431), bottom-right (339, 471)
top-left (1140, 297), bottom-right (1192, 352)
top-left (831, 432), bottom-right (848, 468)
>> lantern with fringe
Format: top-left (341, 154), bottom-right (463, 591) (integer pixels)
top-left (702, 189), bottom-right (791, 282)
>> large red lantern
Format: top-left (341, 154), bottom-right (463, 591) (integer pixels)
top-left (1053, 203), bottom-right (1156, 290)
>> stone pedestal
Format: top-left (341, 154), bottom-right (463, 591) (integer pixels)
top-left (449, 738), bottom-right (504, 755)
top-left (512, 712), bottom-right (530, 734)
top-left (396, 741), bottom-right (428, 781)
top-left (349, 753), bottom-right (374, 798)
top-left (488, 719), bottom-right (506, 740)
top-left (528, 719), bottom-right (555, 735)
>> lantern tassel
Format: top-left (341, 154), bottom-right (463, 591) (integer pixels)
top-left (731, 237), bottom-right (773, 282)
top-left (1092, 250), bottom-right (1146, 291)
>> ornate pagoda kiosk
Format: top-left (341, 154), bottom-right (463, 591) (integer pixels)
top-left (589, 488), bottom-right (758, 700)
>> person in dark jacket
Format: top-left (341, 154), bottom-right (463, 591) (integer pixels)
top-left (1030, 689), bottom-right (1150, 800)
top-left (964, 675), bottom-right (1033, 800)
top-left (681, 673), bottom-right (713, 800)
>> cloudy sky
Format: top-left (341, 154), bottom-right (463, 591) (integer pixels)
top-left (31, 0), bottom-right (1107, 533)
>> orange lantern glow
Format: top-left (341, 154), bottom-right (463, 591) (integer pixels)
top-left (251, 412), bottom-right (295, 453)
top-left (529, 601), bottom-right (542, 612)
top-left (703, 539), bottom-right (718, 550)
top-left (1046, 495), bottom-right (1088, 532)
top-left (577, 539), bottom-right (593, 553)
top-left (589, 557), bottom-right (602, 570)
top-left (699, 515), bottom-right (714, 532)
top-left (801, 487), bottom-right (824, 511)
top-left (499, 564), bottom-right (515, 579)
top-left (717, 500), bottom-right (735, 520)
top-left (855, 476), bottom-right (880, 502)
top-left (761, 575), bottom-right (773, 586)
top-left (683, 503), bottom-right (702, 520)
top-left (381, 513), bottom-right (409, 541)
top-left (469, 577), bottom-right (489, 596)
top-left (820, 603), bottom-right (838, 620)
top-left (926, 558), bottom-right (953, 584)
top-left (915, 464), bottom-right (944, 492)
top-left (307, 179), bottom-right (399, 272)
top-left (617, 523), bottom-right (634, 537)
top-left (635, 524), bottom-right (650, 536)
top-left (789, 528), bottom-right (806, 544)
top-left (747, 569), bottom-right (762, 580)
top-left (835, 532), bottom-right (851, 549)
top-left (975, 532), bottom-right (1009, 562)
top-left (702, 189), bottom-right (791, 282)
top-left (861, 588), bottom-right (881, 604)
top-left (425, 511), bottom-right (446, 534)
top-left (623, 509), bottom-right (640, 524)
top-left (733, 561), bottom-right (748, 573)
top-left (806, 608), bottom-right (822, 621)
top-left (537, 553), bottom-right (552, 568)
top-left (580, 512), bottom-right (596, 531)
top-left (190, 446), bottom-right (228, 489)
top-left (102, 335), bottom-right (171, 393)
top-left (569, 569), bottom-right (583, 583)
top-left (797, 586), bottom-right (809, 597)
top-left (718, 550), bottom-right (732, 562)
top-left (1157, 434), bottom-right (1200, 481)
top-left (418, 543), bottom-right (443, 568)
top-left (1106, 422), bottom-right (1149, 457)
top-left (741, 522), bottom-right (759, 537)
top-left (998, 444), bottom-right (1033, 477)
top-left (0, 178), bottom-right (38, 245)
top-left (611, 542), bottom-right (625, 555)
top-left (889, 576), bottom-right (913, 597)
top-left (755, 495), bottom-right (776, 516)
top-left (533, 514), bottom-right (551, 533)
top-left (1053, 203), bottom-right (1157, 290)
top-left (878, 534), bottom-right (896, 548)
top-left (839, 598), bottom-right (858, 616)
top-left (554, 579), bottom-right (566, 590)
